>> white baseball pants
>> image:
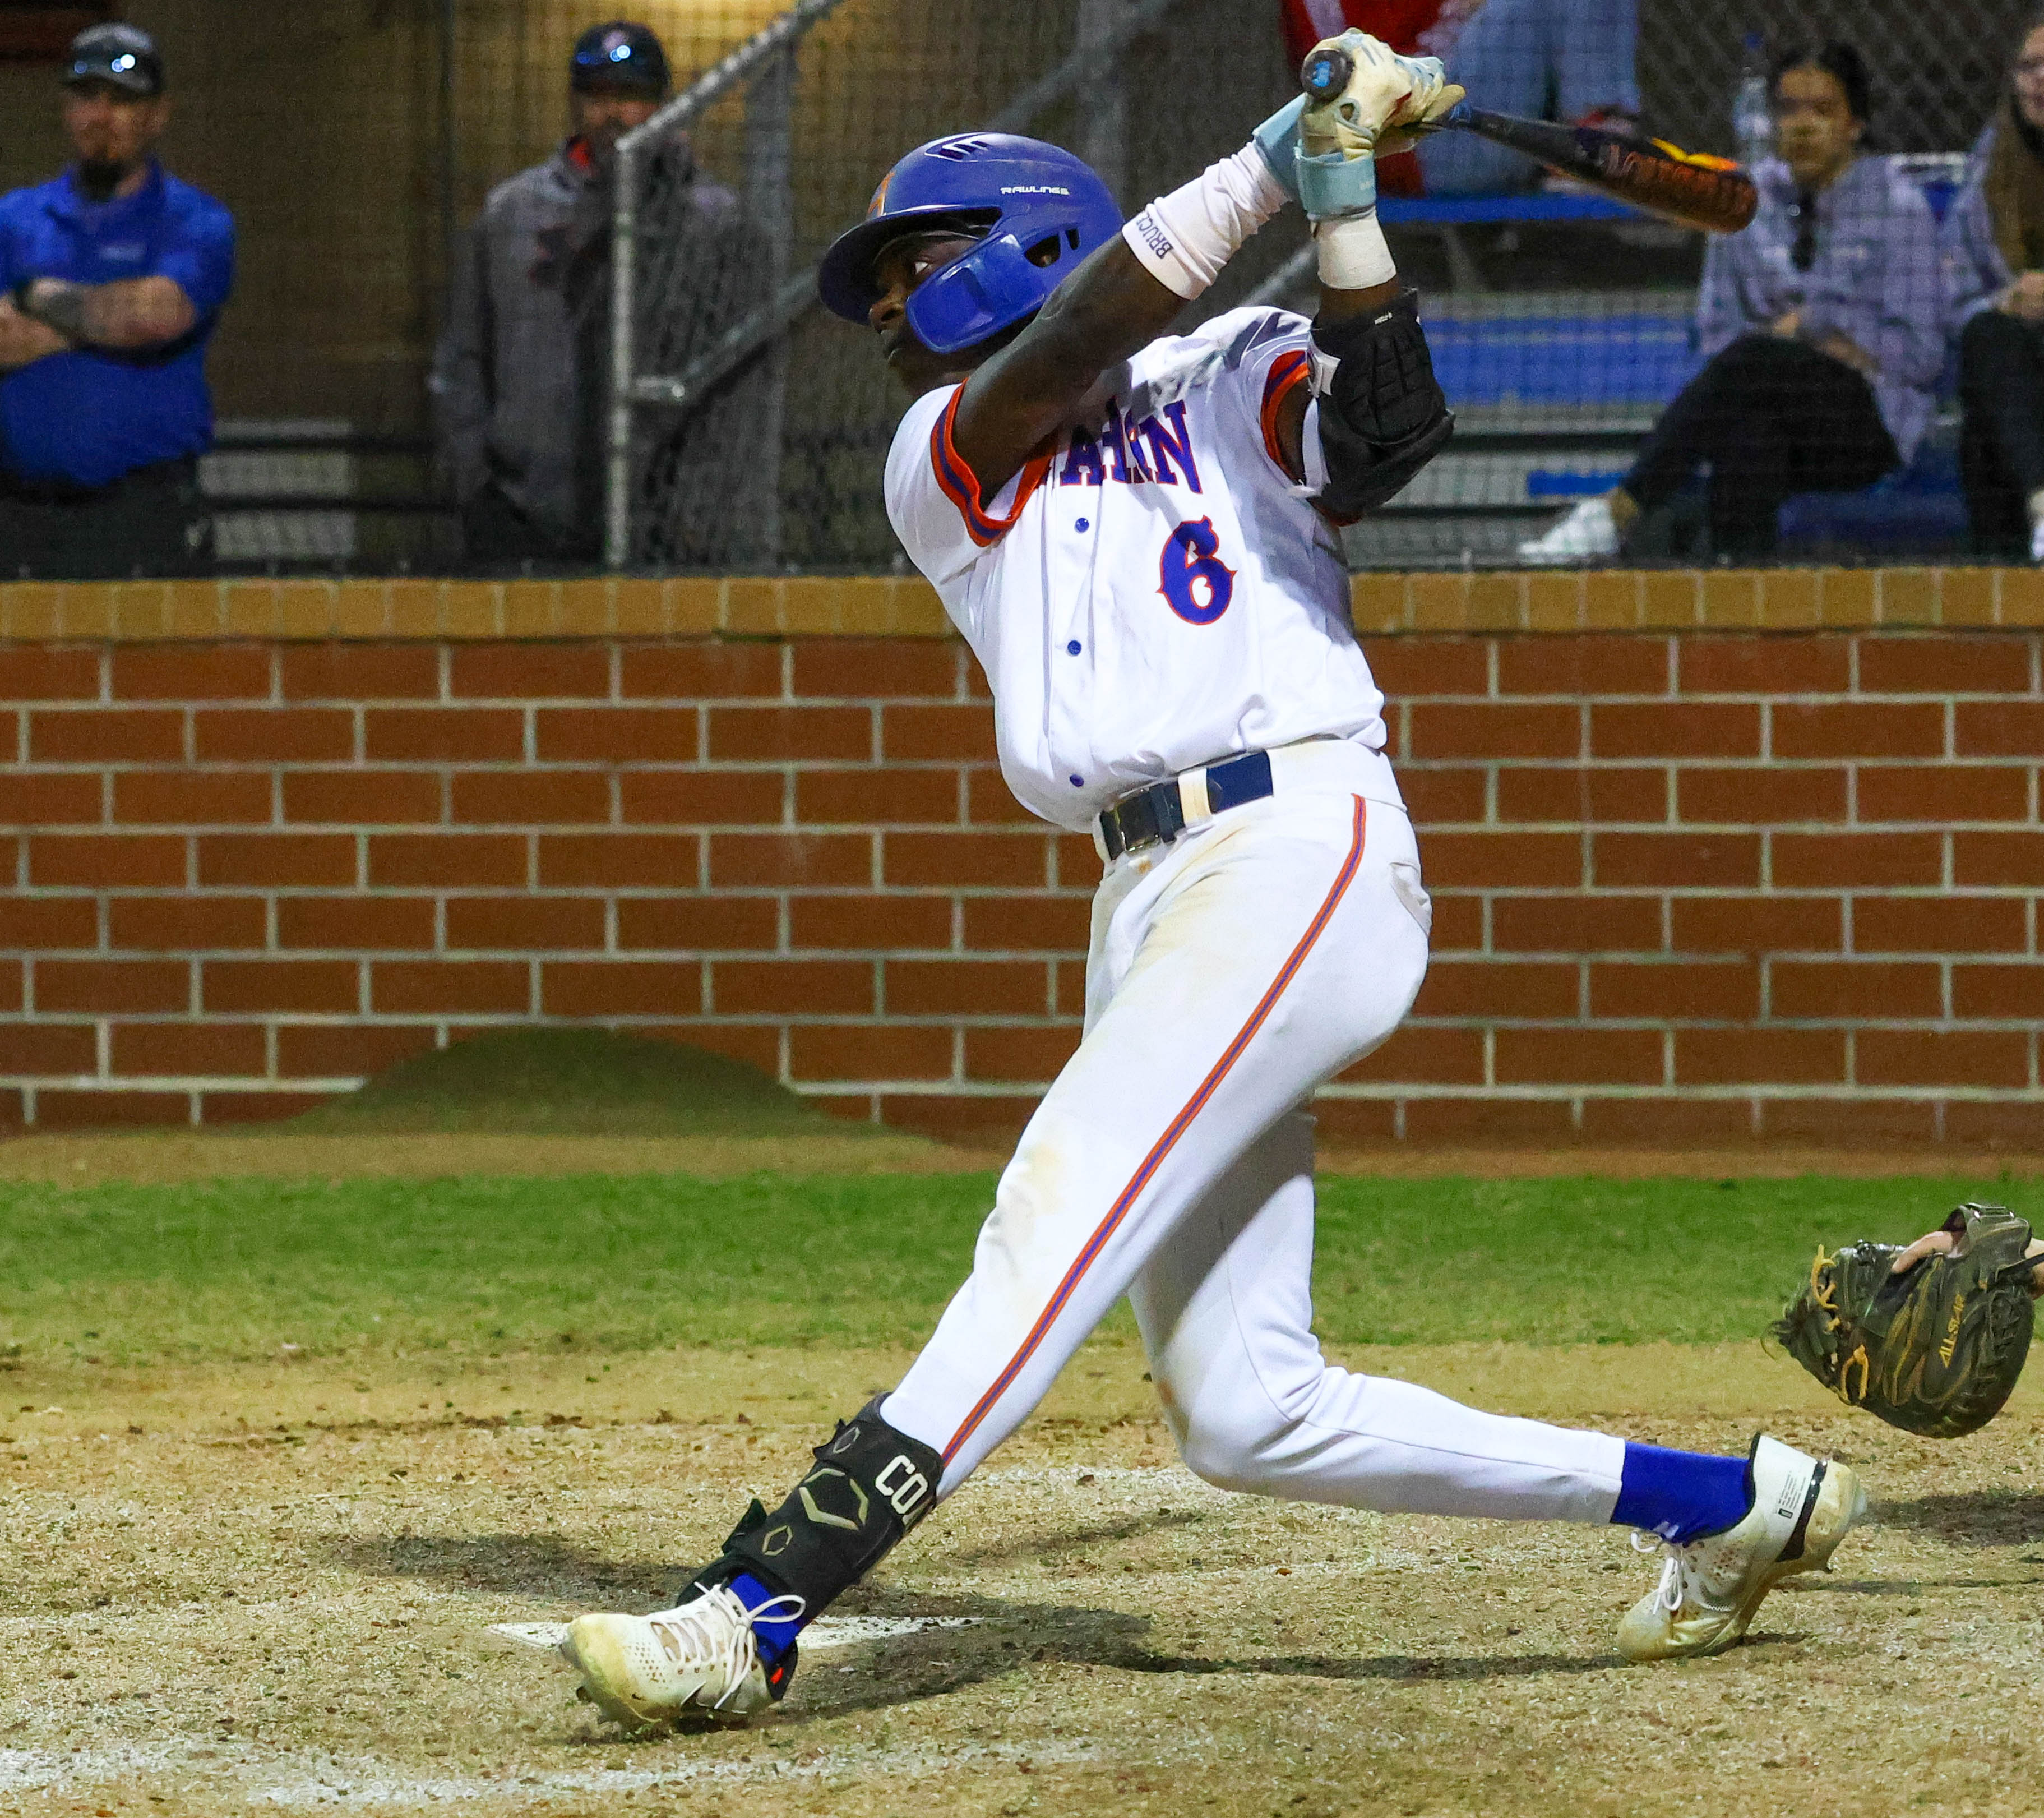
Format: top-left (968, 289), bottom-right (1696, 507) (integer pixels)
top-left (884, 743), bottom-right (1625, 1520)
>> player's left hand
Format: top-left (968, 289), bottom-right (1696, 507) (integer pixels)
top-left (1893, 1225), bottom-right (2044, 1295)
top-left (1301, 30), bottom-right (1465, 163)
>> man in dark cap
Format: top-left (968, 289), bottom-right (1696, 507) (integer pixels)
top-left (433, 20), bottom-right (748, 567)
top-left (0, 24), bottom-right (235, 578)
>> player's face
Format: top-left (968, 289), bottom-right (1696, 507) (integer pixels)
top-left (1773, 66), bottom-right (1862, 190)
top-left (571, 90), bottom-right (663, 163)
top-left (62, 83), bottom-right (168, 170)
top-left (2014, 25), bottom-right (2044, 131)
top-left (868, 232), bottom-right (982, 395)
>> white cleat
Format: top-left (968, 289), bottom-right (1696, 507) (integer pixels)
top-left (558, 1582), bottom-right (801, 1730)
top-left (1617, 1434), bottom-right (1867, 1663)
top-left (1516, 495), bottom-right (1621, 567)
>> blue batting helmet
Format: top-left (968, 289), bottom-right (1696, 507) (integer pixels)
top-left (817, 133), bottom-right (1122, 356)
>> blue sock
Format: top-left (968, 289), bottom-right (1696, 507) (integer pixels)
top-left (726, 1571), bottom-right (804, 1665)
top-left (1610, 1442), bottom-right (1752, 1544)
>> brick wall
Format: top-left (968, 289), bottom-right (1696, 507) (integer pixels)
top-left (2, 619), bottom-right (2041, 1145)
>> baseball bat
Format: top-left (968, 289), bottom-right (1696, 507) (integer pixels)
top-left (1300, 48), bottom-right (1759, 236)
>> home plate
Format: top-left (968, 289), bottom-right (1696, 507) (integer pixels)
top-left (489, 1615), bottom-right (982, 1651)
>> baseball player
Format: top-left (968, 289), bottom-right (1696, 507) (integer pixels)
top-left (543, 33), bottom-right (1869, 1727)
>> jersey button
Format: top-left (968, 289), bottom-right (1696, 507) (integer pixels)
top-left (1066, 639), bottom-right (1081, 656)
top-left (1075, 518), bottom-right (1089, 532)
top-left (1069, 774), bottom-right (1085, 788)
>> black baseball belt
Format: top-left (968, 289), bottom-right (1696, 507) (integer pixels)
top-left (1097, 749), bottom-right (1277, 862)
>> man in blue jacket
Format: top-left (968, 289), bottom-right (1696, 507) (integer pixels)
top-left (0, 24), bottom-right (235, 578)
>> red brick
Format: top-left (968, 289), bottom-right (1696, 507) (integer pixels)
top-left (1857, 1030), bottom-right (2029, 1088)
top-left (795, 894), bottom-right (956, 951)
top-left (713, 959), bottom-right (874, 1015)
top-left (7, 773), bottom-right (101, 825)
top-left (0, 646), bottom-right (100, 700)
top-left (1953, 964), bottom-right (2044, 1019)
top-left (1362, 637), bottom-right (1491, 698)
top-left (1496, 635), bottom-right (1668, 697)
top-left (1401, 1096), bottom-right (1577, 1142)
top-left (194, 708), bottom-right (354, 762)
top-left (1771, 961), bottom-right (1942, 1019)
top-left (1589, 961), bottom-right (1759, 1019)
top-left (1490, 895), bottom-right (1662, 953)
top-left (0, 1021), bottom-right (95, 1072)
top-left (536, 707), bottom-right (700, 763)
top-left (960, 896), bottom-right (1088, 953)
top-left (1852, 896), bottom-right (2026, 955)
top-left (618, 770), bottom-right (784, 826)
top-left (540, 961), bottom-right (702, 1017)
top-left (280, 643), bottom-right (441, 700)
top-left (36, 958), bottom-right (188, 1013)
top-left (790, 1024), bottom-right (956, 1081)
top-left (29, 834), bottom-right (185, 888)
top-left (276, 897), bottom-right (436, 951)
top-left (965, 769), bottom-right (1036, 824)
top-left (1414, 959), bottom-right (1576, 1018)
top-left (201, 1090), bottom-right (333, 1124)
top-left (1760, 1098), bottom-right (1940, 1143)
top-left (443, 896), bottom-right (605, 952)
top-left (372, 960), bottom-right (530, 1014)
top-left (1668, 897), bottom-right (1842, 954)
top-left (1407, 702), bottom-right (1579, 761)
top-left (0, 897), bottom-right (97, 948)
top-left (112, 1021), bottom-right (266, 1077)
top-left (108, 895), bottom-right (265, 951)
top-left (707, 705), bottom-right (873, 763)
top-left (1301, 1096), bottom-right (1402, 1145)
top-left (1398, 767), bottom-right (1488, 824)
top-left (1954, 831), bottom-right (2044, 886)
top-left (791, 639), bottom-right (960, 700)
top-left (1677, 636), bottom-right (1852, 695)
top-left (0, 958), bottom-right (18, 1013)
top-left (882, 704), bottom-right (997, 762)
top-left (620, 644), bottom-right (785, 700)
top-left (197, 833), bottom-right (355, 888)
top-left (1774, 702), bottom-right (1945, 760)
top-left (1676, 767), bottom-right (1847, 825)
top-left (1053, 836), bottom-right (1101, 889)
top-left (1495, 766), bottom-right (1667, 825)
top-left (450, 645), bottom-right (609, 700)
top-left (961, 1025), bottom-right (1082, 1083)
top-left (1591, 702), bottom-right (1760, 760)
top-left (30, 707), bottom-right (183, 762)
top-left (886, 959), bottom-right (1048, 1016)
top-left (202, 959), bottom-right (357, 1014)
top-left (1858, 765), bottom-right (2030, 824)
top-left (795, 769), bottom-right (960, 826)
top-left (1773, 833), bottom-right (1943, 889)
top-left (35, 1088), bottom-right (188, 1129)
top-left (451, 770), bottom-right (611, 826)
top-left (364, 708), bottom-right (524, 762)
top-left (1578, 1098), bottom-right (1757, 1145)
top-left (1675, 1028), bottom-right (1847, 1085)
top-left (1954, 702), bottom-right (2044, 758)
top-left (1419, 832), bottom-right (1584, 889)
top-left (540, 833), bottom-right (700, 888)
top-left (284, 769), bottom-right (443, 826)
top-left (1336, 1025), bottom-right (1486, 1084)
top-left (705, 833), bottom-right (870, 889)
top-left (1944, 1100), bottom-right (2044, 1147)
top-left (882, 831), bottom-right (1050, 889)
top-left (369, 833), bottom-right (528, 889)
top-left (111, 645), bottom-right (270, 701)
top-left (1495, 1027), bottom-right (1663, 1084)
top-left (616, 896), bottom-right (780, 951)
top-left (114, 772), bottom-right (272, 825)
top-left (1593, 832), bottom-right (1759, 889)
top-left (276, 1023), bottom-right (441, 1079)
top-left (1860, 636), bottom-right (2032, 695)
top-left (879, 1092), bottom-right (1038, 1143)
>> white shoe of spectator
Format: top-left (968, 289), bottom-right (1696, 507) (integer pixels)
top-left (1517, 496), bottom-right (1621, 567)
top-left (2029, 489), bottom-right (2044, 564)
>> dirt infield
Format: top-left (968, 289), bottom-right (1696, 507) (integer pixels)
top-left (4, 1339), bottom-right (2043, 1817)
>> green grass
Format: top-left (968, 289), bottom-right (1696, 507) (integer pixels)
top-left (0, 1171), bottom-right (2034, 1365)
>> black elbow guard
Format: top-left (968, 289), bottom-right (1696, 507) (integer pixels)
top-left (1311, 290), bottom-right (1455, 522)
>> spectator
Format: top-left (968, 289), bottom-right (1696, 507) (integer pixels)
top-left (1278, 0), bottom-right (1638, 195)
top-left (1518, 42), bottom-right (1946, 565)
top-left (1946, 9), bottom-right (2044, 561)
top-left (0, 24), bottom-right (234, 580)
top-left (432, 19), bottom-right (746, 569)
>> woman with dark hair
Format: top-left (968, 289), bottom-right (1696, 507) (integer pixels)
top-left (1947, 11), bottom-right (2044, 560)
top-left (1520, 41), bottom-right (1946, 564)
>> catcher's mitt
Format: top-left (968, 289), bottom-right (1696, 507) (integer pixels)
top-left (1771, 1202), bottom-right (2040, 1438)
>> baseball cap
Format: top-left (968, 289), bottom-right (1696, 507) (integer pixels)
top-left (63, 22), bottom-right (165, 98)
top-left (570, 21), bottom-right (670, 96)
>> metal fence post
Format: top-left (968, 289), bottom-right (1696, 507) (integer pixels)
top-left (606, 132), bottom-right (641, 571)
top-left (742, 46), bottom-right (797, 569)
top-left (1078, 0), bottom-right (1130, 207)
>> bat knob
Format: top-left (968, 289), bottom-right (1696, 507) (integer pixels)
top-left (1300, 46), bottom-right (1353, 102)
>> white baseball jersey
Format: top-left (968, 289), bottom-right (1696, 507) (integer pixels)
top-left (884, 304), bottom-right (1403, 831)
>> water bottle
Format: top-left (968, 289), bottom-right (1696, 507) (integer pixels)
top-left (1733, 33), bottom-right (1773, 170)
